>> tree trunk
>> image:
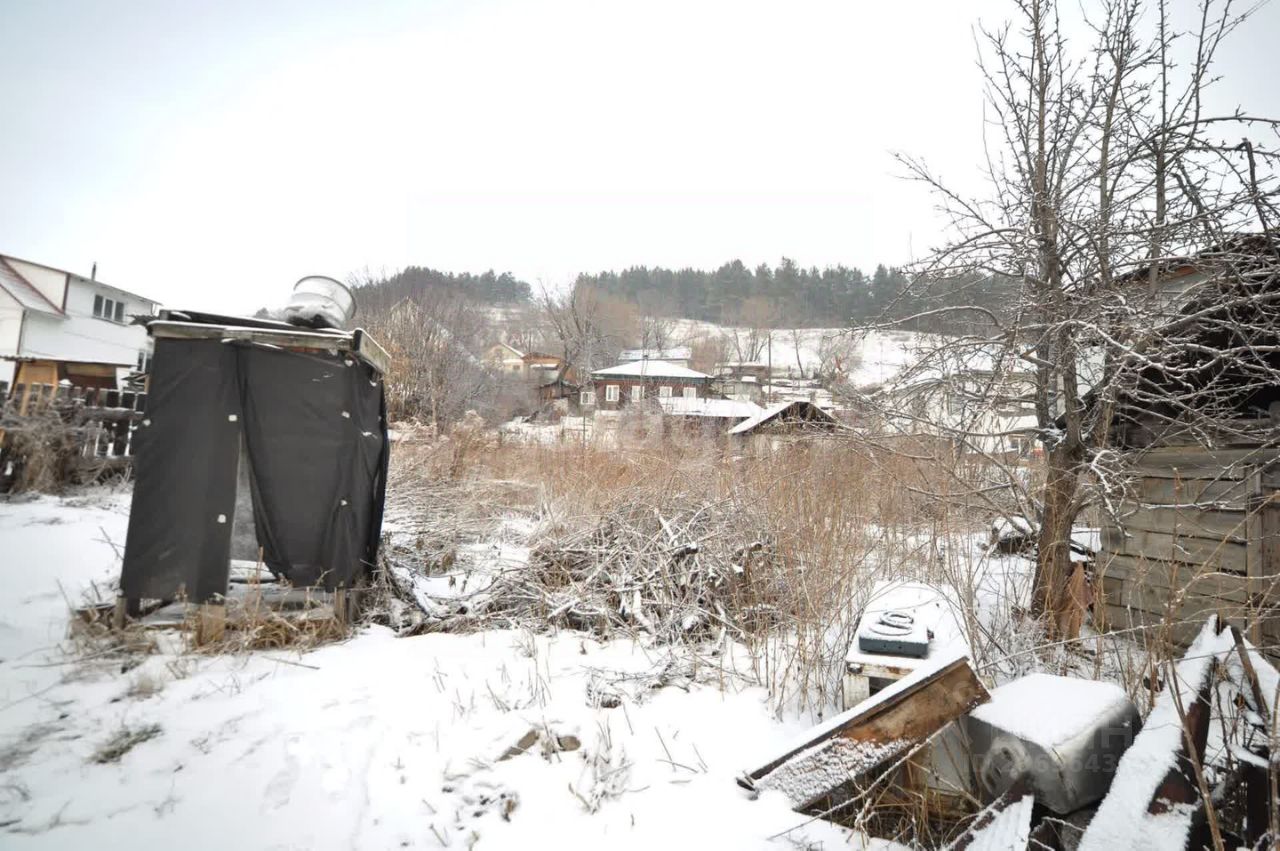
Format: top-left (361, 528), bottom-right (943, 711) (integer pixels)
top-left (1032, 444), bottom-right (1080, 638)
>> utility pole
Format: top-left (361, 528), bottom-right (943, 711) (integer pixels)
top-left (766, 331), bottom-right (772, 405)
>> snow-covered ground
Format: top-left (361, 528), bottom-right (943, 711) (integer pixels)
top-left (667, 319), bottom-right (928, 388)
top-left (0, 492), bottom-right (893, 850)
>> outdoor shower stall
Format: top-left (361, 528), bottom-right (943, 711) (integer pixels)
top-left (118, 311), bottom-right (390, 618)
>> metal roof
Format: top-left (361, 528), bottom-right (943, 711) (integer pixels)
top-left (657, 396), bottom-right (763, 419)
top-left (727, 400), bottom-right (839, 435)
top-left (591, 360), bottom-right (711, 380)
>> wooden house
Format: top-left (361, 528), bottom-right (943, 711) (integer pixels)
top-left (656, 396), bottom-right (762, 436)
top-left (728, 400), bottom-right (839, 438)
top-left (585, 360), bottom-right (713, 410)
top-left (1094, 236), bottom-right (1280, 650)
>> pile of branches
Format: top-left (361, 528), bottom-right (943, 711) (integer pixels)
top-left (384, 492), bottom-right (803, 643)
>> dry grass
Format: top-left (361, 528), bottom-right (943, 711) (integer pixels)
top-left (90, 723), bottom-right (162, 764)
top-left (384, 430), bottom-right (999, 713)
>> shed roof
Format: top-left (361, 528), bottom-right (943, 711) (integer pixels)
top-left (592, 360), bottom-right (711, 380)
top-left (727, 400), bottom-right (839, 435)
top-left (657, 396), bottom-right (763, 420)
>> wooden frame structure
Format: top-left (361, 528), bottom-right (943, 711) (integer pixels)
top-left (1098, 443), bottom-right (1280, 651)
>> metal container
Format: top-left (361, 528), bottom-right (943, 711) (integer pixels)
top-left (963, 673), bottom-right (1139, 815)
top-left (284, 275), bottom-right (357, 330)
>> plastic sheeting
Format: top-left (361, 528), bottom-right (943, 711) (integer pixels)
top-left (121, 338), bottom-right (388, 602)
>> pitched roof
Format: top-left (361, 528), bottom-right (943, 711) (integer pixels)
top-left (0, 257), bottom-right (65, 316)
top-left (619, 346), bottom-right (692, 362)
top-left (657, 396), bottom-right (763, 420)
top-left (592, 360), bottom-right (711, 380)
top-left (727, 400), bottom-right (839, 435)
top-left (488, 342), bottom-right (524, 359)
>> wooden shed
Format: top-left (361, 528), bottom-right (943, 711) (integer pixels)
top-left (1097, 444), bottom-right (1280, 651)
top-left (1095, 235), bottom-right (1280, 651)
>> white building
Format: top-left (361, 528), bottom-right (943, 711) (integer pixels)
top-left (0, 254), bottom-right (160, 387)
top-left (617, 347), bottom-right (692, 368)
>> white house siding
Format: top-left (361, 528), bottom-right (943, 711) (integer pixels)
top-left (18, 278), bottom-right (156, 379)
top-left (0, 288), bottom-right (22, 386)
top-left (5, 258), bottom-right (67, 309)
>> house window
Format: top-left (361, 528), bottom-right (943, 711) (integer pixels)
top-left (658, 386), bottom-right (672, 398)
top-left (682, 387), bottom-right (697, 399)
top-left (605, 385), bottom-right (620, 402)
top-left (136, 351), bottom-right (153, 372)
top-left (631, 385), bottom-right (644, 402)
top-left (580, 390), bottom-right (595, 407)
top-left (93, 294), bottom-right (125, 322)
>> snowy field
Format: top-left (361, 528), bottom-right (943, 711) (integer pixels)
top-left (667, 319), bottom-right (927, 388)
top-left (0, 491), bottom-right (894, 850)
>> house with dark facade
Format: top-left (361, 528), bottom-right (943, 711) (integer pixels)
top-left (583, 360), bottom-right (713, 410)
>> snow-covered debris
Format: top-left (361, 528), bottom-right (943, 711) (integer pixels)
top-left (943, 786), bottom-right (1034, 851)
top-left (989, 515), bottom-right (1035, 553)
top-left (753, 736), bottom-right (907, 811)
top-left (745, 653), bottom-right (989, 810)
top-left (845, 581), bottom-right (973, 679)
top-left (1078, 619), bottom-right (1235, 851)
top-left (966, 673), bottom-right (1138, 814)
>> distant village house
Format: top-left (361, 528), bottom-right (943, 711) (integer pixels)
top-left (0, 254), bottom-right (159, 391)
top-left (618, 346), bottom-right (692, 369)
top-left (584, 360), bottom-right (712, 410)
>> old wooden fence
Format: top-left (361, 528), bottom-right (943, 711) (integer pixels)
top-left (1, 383), bottom-right (148, 482)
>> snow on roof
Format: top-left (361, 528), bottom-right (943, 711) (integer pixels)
top-left (619, 346), bottom-right (691, 362)
top-left (657, 396), bottom-right (763, 420)
top-left (489, 342), bottom-right (524, 359)
top-left (727, 400), bottom-right (838, 435)
top-left (0, 257), bottom-right (65, 316)
top-left (592, 360), bottom-right (711, 380)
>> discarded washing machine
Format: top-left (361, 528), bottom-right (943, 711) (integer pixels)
top-left (964, 673), bottom-right (1140, 814)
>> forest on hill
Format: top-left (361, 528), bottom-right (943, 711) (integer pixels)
top-left (575, 259), bottom-right (1013, 332)
top-left (351, 266), bottom-right (533, 316)
top-left (350, 259), bottom-right (1012, 334)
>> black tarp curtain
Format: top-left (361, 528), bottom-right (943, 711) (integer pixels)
top-left (121, 337), bottom-right (389, 602)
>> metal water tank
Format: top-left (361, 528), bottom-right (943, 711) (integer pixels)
top-left (964, 673), bottom-right (1139, 815)
top-left (284, 276), bottom-right (358, 330)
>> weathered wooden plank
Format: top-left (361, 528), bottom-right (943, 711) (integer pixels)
top-left (1247, 469), bottom-right (1265, 644)
top-left (1099, 576), bottom-right (1264, 626)
top-left (1097, 556), bottom-right (1256, 603)
top-left (351, 328), bottom-right (391, 377)
top-left (1100, 604), bottom-right (1221, 648)
top-left (1115, 505), bottom-right (1249, 542)
top-left (743, 656), bottom-right (989, 811)
top-left (1130, 446), bottom-right (1279, 481)
top-left (1101, 524), bottom-right (1248, 572)
top-left (149, 320), bottom-right (389, 377)
top-left (1138, 475), bottom-right (1254, 509)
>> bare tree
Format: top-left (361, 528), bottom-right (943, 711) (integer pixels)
top-left (722, 296), bottom-right (780, 364)
top-left (539, 282), bottom-right (627, 379)
top-left (364, 290), bottom-right (498, 427)
top-left (882, 0), bottom-right (1279, 636)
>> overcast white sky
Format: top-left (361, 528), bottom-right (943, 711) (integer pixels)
top-left (2, 0), bottom-right (1277, 314)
